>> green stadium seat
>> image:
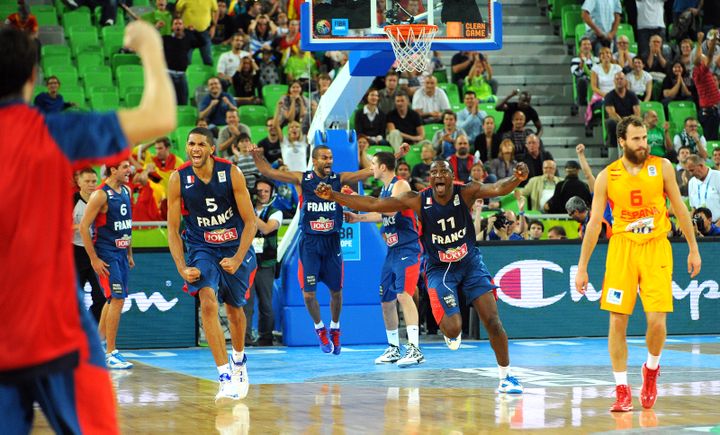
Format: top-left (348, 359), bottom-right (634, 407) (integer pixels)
top-left (82, 70), bottom-right (113, 93)
top-left (177, 105), bottom-right (198, 126)
top-left (62, 88), bottom-right (86, 107)
top-left (561, 7), bottom-right (583, 52)
top-left (403, 144), bottom-right (423, 169)
top-left (171, 125), bottom-right (196, 151)
top-left (433, 69), bottom-right (448, 84)
top-left (478, 102), bottom-right (495, 111)
top-left (438, 82), bottom-right (460, 105)
top-left (574, 22), bottom-right (586, 53)
top-left (123, 92), bottom-right (142, 107)
top-left (41, 44), bottom-right (71, 58)
top-left (0, 5), bottom-right (16, 18)
top-left (424, 123), bottom-right (444, 141)
top-left (549, 0), bottom-right (577, 22)
top-left (238, 104), bottom-right (269, 126)
top-left (62, 8), bottom-right (92, 29)
top-left (450, 102), bottom-right (464, 112)
top-left (87, 85), bottom-right (117, 94)
top-left (262, 84), bottom-right (288, 112)
top-left (111, 53), bottom-right (141, 71)
top-left (45, 65), bottom-right (78, 86)
top-left (668, 100), bottom-right (697, 137)
top-left (67, 29), bottom-right (100, 56)
top-left (249, 125), bottom-right (267, 143)
top-left (640, 101), bottom-right (666, 125)
top-left (35, 9), bottom-right (59, 26)
top-left (89, 91), bottom-right (119, 111)
top-left (707, 140), bottom-right (720, 152)
top-left (77, 52), bottom-right (105, 71)
top-left (116, 64), bottom-right (144, 94)
top-left (366, 145), bottom-right (393, 156)
top-left (186, 64), bottom-right (215, 97)
top-left (41, 53), bottom-right (73, 72)
top-left (616, 23), bottom-right (636, 44)
top-left (500, 193), bottom-right (519, 213)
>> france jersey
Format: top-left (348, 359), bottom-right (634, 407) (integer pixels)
top-left (380, 177), bottom-right (421, 250)
top-left (299, 170), bottom-right (343, 236)
top-left (94, 183), bottom-right (132, 254)
top-left (179, 157), bottom-right (247, 250)
top-left (418, 184), bottom-right (477, 266)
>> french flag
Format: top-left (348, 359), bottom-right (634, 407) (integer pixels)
top-left (186, 175), bottom-right (195, 184)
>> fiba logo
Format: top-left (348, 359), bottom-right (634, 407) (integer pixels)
top-left (315, 19), bottom-right (331, 35)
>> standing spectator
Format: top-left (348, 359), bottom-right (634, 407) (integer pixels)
top-left (676, 146), bottom-right (693, 196)
top-left (142, 0), bottom-right (173, 36)
top-left (456, 90), bottom-right (486, 143)
top-left (34, 76), bottom-right (75, 114)
top-left (488, 139), bottom-right (518, 179)
top-left (232, 56), bottom-right (262, 105)
top-left (686, 154), bottom-right (720, 220)
top-left (5, 2), bottom-right (38, 38)
top-left (581, 0), bottom-right (622, 54)
top-left (199, 77), bottom-right (237, 129)
top-left (464, 56), bottom-right (495, 102)
top-left (411, 76), bottom-right (450, 124)
top-left (386, 94), bottom-right (425, 150)
top-left (378, 71), bottom-right (401, 114)
top-left (433, 111), bottom-right (467, 158)
top-left (604, 72), bottom-right (641, 151)
top-left (248, 14), bottom-right (276, 52)
top-left (636, 0), bottom-right (666, 60)
top-left (571, 37), bottom-right (600, 108)
top-left (176, 0), bottom-right (218, 66)
top-left (279, 120), bottom-right (308, 171)
top-left (212, 0), bottom-right (238, 44)
top-left (543, 160), bottom-right (592, 213)
top-left (671, 0), bottom-right (702, 42)
top-left (143, 137), bottom-right (185, 193)
top-left (217, 109), bottom-right (251, 156)
top-left (673, 117), bottom-right (709, 158)
top-left (275, 19), bottom-right (300, 63)
top-left (495, 89), bottom-right (542, 137)
top-left (643, 110), bottom-right (673, 158)
top-left (354, 88), bottom-right (387, 145)
top-left (626, 57), bottom-right (653, 102)
top-left (501, 111), bottom-right (533, 157)
top-left (645, 34), bottom-right (668, 80)
top-left (235, 0), bottom-right (262, 34)
top-left (520, 134), bottom-right (553, 182)
top-left (245, 178), bottom-right (282, 346)
top-left (217, 33), bottom-right (251, 90)
top-left (447, 135), bottom-right (474, 182)
top-left (692, 31), bottom-right (720, 141)
top-left (162, 17), bottom-right (193, 105)
top-left (614, 35), bottom-right (635, 71)
top-left (274, 80), bottom-right (311, 133)
top-left (256, 45), bottom-right (281, 87)
top-left (474, 115), bottom-right (502, 162)
top-left (661, 61), bottom-right (694, 107)
top-left (284, 48), bottom-right (318, 83)
top-left (410, 143), bottom-right (435, 190)
top-left (258, 118), bottom-right (282, 164)
top-left (520, 159), bottom-right (561, 212)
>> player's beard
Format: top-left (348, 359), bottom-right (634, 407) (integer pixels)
top-left (623, 146), bottom-right (648, 165)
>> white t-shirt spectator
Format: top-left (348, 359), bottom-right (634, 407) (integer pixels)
top-left (592, 63), bottom-right (623, 95)
top-left (688, 168), bottom-right (720, 220)
top-left (637, 0), bottom-right (665, 30)
top-left (281, 138), bottom-right (308, 172)
top-left (411, 88), bottom-right (451, 114)
top-left (216, 50), bottom-right (251, 79)
top-left (626, 70), bottom-right (653, 96)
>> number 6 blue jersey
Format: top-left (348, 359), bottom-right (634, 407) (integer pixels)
top-left (419, 185), bottom-right (477, 265)
top-left (94, 183), bottom-right (132, 254)
top-left (179, 157), bottom-right (248, 250)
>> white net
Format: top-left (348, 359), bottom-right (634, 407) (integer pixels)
top-left (384, 25), bottom-right (438, 73)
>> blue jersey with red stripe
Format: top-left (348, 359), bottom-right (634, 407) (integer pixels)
top-left (179, 157), bottom-right (247, 249)
top-left (380, 177), bottom-right (421, 250)
top-left (419, 185), bottom-right (477, 265)
top-left (94, 183), bottom-right (132, 254)
top-left (299, 170), bottom-right (343, 235)
top-left (1, 101), bottom-right (128, 374)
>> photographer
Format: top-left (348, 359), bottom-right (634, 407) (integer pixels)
top-left (691, 207), bottom-right (720, 237)
top-left (485, 210), bottom-right (526, 241)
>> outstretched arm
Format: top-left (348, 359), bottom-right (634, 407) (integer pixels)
top-left (575, 169), bottom-right (608, 294)
top-left (247, 144), bottom-right (303, 185)
top-left (576, 143), bottom-right (596, 192)
top-left (461, 162), bottom-right (529, 203)
top-left (316, 182), bottom-right (420, 214)
top-left (340, 143), bottom-right (410, 185)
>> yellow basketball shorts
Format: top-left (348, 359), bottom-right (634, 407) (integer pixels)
top-left (601, 235), bottom-right (673, 314)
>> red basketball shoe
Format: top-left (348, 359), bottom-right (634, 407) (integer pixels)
top-left (640, 364), bottom-right (660, 409)
top-left (610, 384), bottom-right (633, 412)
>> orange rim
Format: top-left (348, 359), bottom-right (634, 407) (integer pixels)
top-left (384, 24), bottom-right (438, 38)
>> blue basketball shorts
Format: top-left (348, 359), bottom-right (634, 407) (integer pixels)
top-left (298, 233), bottom-right (343, 292)
top-left (184, 245), bottom-right (257, 308)
top-left (379, 245), bottom-right (421, 303)
top-left (96, 249), bottom-right (129, 300)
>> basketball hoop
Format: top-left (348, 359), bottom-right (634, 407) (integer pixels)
top-left (384, 24), bottom-right (438, 73)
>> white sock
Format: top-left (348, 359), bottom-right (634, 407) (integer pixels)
top-left (646, 353), bottom-right (661, 370)
top-left (386, 329), bottom-right (400, 347)
top-left (217, 363), bottom-right (230, 376)
top-left (314, 321), bottom-right (324, 329)
top-left (232, 348), bottom-right (245, 364)
top-left (330, 321), bottom-right (340, 329)
top-left (498, 365), bottom-right (509, 380)
top-left (406, 325), bottom-right (419, 347)
top-left (613, 371), bottom-right (628, 386)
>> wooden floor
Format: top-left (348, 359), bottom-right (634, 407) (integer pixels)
top-left (31, 360), bottom-right (720, 434)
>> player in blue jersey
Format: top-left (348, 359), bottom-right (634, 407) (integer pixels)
top-left (248, 143), bottom-right (382, 354)
top-left (343, 152), bottom-right (424, 367)
top-left (316, 160), bottom-right (530, 394)
top-left (167, 127), bottom-right (257, 403)
top-left (79, 160), bottom-right (135, 370)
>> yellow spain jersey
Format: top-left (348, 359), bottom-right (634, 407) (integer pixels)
top-left (607, 155), bottom-right (671, 242)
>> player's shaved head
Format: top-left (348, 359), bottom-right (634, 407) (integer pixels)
top-left (312, 145), bottom-right (331, 159)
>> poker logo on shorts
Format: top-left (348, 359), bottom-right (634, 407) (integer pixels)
top-left (438, 243), bottom-right (468, 263)
top-left (204, 228), bottom-right (239, 244)
top-left (310, 217), bottom-right (335, 232)
top-left (385, 233), bottom-right (398, 247)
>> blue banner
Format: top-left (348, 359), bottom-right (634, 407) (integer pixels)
top-left (340, 221), bottom-right (362, 261)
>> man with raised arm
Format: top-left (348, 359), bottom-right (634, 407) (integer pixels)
top-left (315, 159), bottom-right (530, 395)
top-left (575, 115), bottom-right (701, 412)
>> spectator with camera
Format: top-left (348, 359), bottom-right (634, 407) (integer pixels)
top-left (485, 209), bottom-right (526, 241)
top-left (691, 207), bottom-right (720, 237)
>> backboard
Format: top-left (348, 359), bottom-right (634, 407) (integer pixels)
top-left (300, 0), bottom-right (502, 51)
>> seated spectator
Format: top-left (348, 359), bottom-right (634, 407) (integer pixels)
top-left (520, 134), bottom-right (553, 181)
top-left (217, 34), bottom-right (251, 90)
top-left (232, 56), bottom-right (263, 105)
top-left (279, 121), bottom-right (308, 171)
top-left (196, 118), bottom-right (209, 129)
top-left (411, 75), bottom-right (450, 124)
top-left (604, 71), bottom-right (640, 151)
top-left (5, 2), bottom-right (38, 39)
top-left (676, 145), bottom-right (692, 196)
top-left (488, 139), bottom-right (518, 179)
top-left (547, 226), bottom-right (567, 239)
top-left (198, 77), bottom-right (238, 130)
top-left (626, 57), bottom-right (653, 102)
top-left (587, 47), bottom-right (622, 133)
top-left (284, 48), bottom-right (318, 83)
top-left (410, 143), bottom-right (435, 190)
top-left (521, 158), bottom-right (560, 212)
top-left (713, 147), bottom-right (720, 170)
top-left (469, 161), bottom-right (497, 184)
top-left (544, 160), bottom-right (592, 213)
top-left (686, 154), bottom-right (720, 220)
top-left (527, 219), bottom-right (544, 240)
top-left (255, 46), bottom-right (282, 87)
top-left (447, 135), bottom-right (474, 182)
top-left (451, 51), bottom-right (498, 96)
top-left (378, 71), bottom-right (401, 114)
top-left (212, 0), bottom-right (238, 44)
top-left (661, 61), bottom-right (694, 107)
top-left (274, 80), bottom-right (311, 133)
top-left (474, 115), bottom-right (502, 162)
top-left (643, 110), bottom-right (673, 158)
top-left (396, 160), bottom-right (412, 180)
top-left (386, 94), bottom-right (425, 151)
top-left (614, 35), bottom-right (635, 71)
top-left (501, 111), bottom-right (533, 157)
top-left (258, 118), bottom-right (282, 164)
top-left (486, 210), bottom-right (525, 241)
top-left (310, 73), bottom-right (332, 105)
top-left (456, 90), bottom-right (487, 143)
top-left (272, 164), bottom-right (299, 218)
top-left (433, 111), bottom-right (467, 158)
top-left (581, 0), bottom-right (621, 55)
top-left (691, 207), bottom-right (720, 237)
top-left (248, 14), bottom-right (276, 52)
top-left (229, 133), bottom-right (260, 191)
top-left (217, 110), bottom-right (252, 156)
top-left (571, 36), bottom-right (600, 108)
top-left (355, 88), bottom-right (388, 145)
top-left (464, 57), bottom-right (495, 103)
top-left (141, 0), bottom-right (173, 36)
top-left (495, 89), bottom-right (542, 137)
top-left (673, 117), bottom-right (709, 158)
top-left (645, 34), bottom-right (668, 81)
top-left (33, 76), bottom-right (76, 114)
top-left (674, 38), bottom-right (695, 75)
top-left (566, 195), bottom-right (611, 239)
